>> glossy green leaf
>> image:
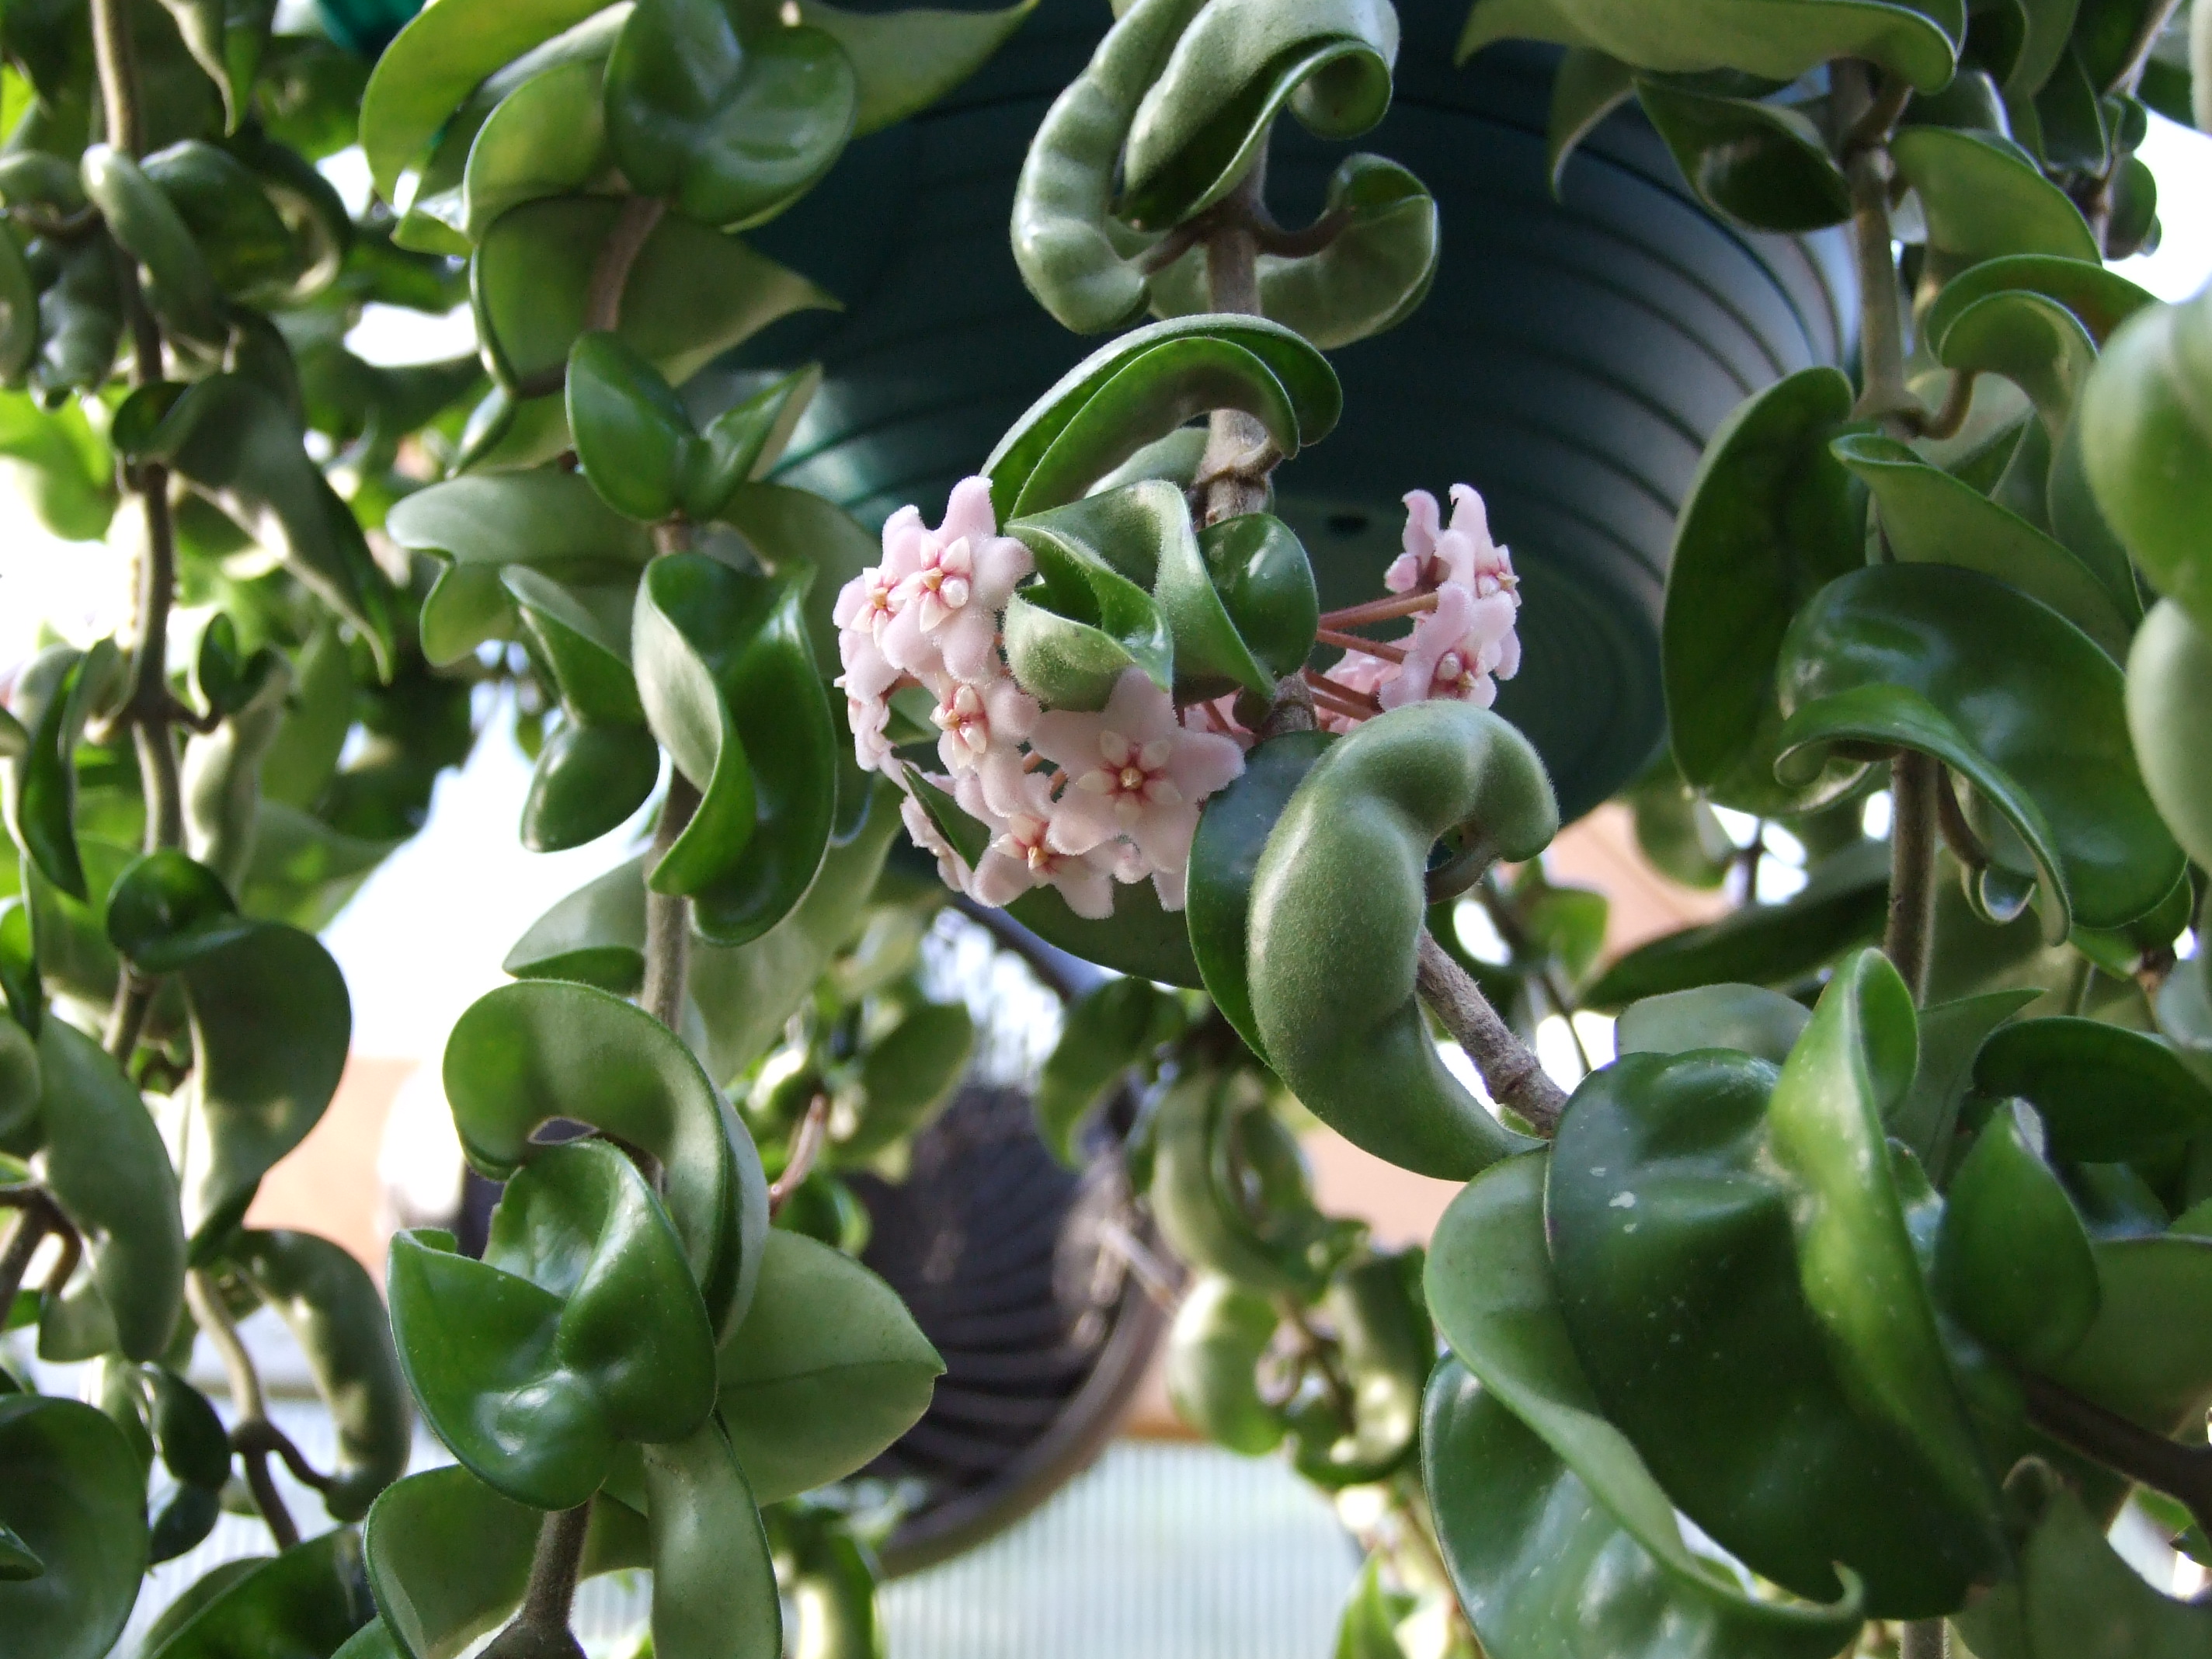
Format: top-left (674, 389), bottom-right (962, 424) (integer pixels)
top-left (504, 856), bottom-right (652, 993)
top-left (1546, 47), bottom-right (1636, 189)
top-left (606, 1), bottom-right (855, 230)
top-left (141, 1368), bottom-right (229, 1562)
top-left (1292, 1250), bottom-right (1431, 1486)
top-left (1003, 485), bottom-right (1179, 708)
top-left (635, 555), bottom-right (836, 944)
top-left (986, 315), bottom-right (1341, 520)
top-left (471, 195), bottom-right (835, 401)
top-left (0, 231), bottom-right (37, 388)
top-left (445, 978), bottom-right (767, 1340)
top-left (0, 1521), bottom-right (38, 1581)
top-left (1936, 1100), bottom-right (2100, 1365)
top-left (520, 722), bottom-right (661, 854)
top-left (1662, 367), bottom-right (1865, 815)
top-left (122, 376), bottom-right (396, 676)
top-left (1459, 0), bottom-right (1962, 88)
top-left (830, 999), bottom-right (972, 1165)
top-left (1833, 432), bottom-right (2135, 656)
top-left (2040, 1224), bottom-right (2212, 1431)
top-left (1776, 563), bottom-right (2186, 936)
top-left (28, 241), bottom-right (124, 406)
top-left (1036, 976), bottom-right (1169, 1164)
top-left (1187, 730), bottom-right (1334, 1058)
top-left (504, 569), bottom-right (642, 731)
top-left (2128, 599), bottom-right (2212, 869)
top-left (1164, 1274), bottom-right (1284, 1455)
top-left (143, 140), bottom-right (309, 305)
top-left (360, 0), bottom-right (611, 201)
top-left (684, 366), bottom-right (820, 516)
top-left (0, 1396), bottom-right (149, 1659)
top-left (1121, 0), bottom-right (1396, 229)
top-left (1887, 988), bottom-right (2040, 1178)
top-left (6, 642), bottom-right (122, 901)
top-left (1549, 952), bottom-right (2007, 1615)
top-left (179, 650), bottom-right (294, 898)
top-left (2081, 283), bottom-right (2212, 633)
top-left (1613, 982), bottom-right (1810, 1063)
top-left (714, 1227), bottom-right (941, 1503)
top-left (226, 1229), bottom-right (411, 1522)
top-left (174, 921), bottom-right (351, 1254)
top-left (791, 0), bottom-right (1031, 134)
top-left (640, 1417), bottom-right (781, 1659)
top-left (104, 849), bottom-right (249, 973)
top-left (0, 1015), bottom-right (38, 1151)
top-left (566, 330), bottom-right (692, 523)
top-left (0, 392), bottom-right (117, 542)
top-left (1974, 1015), bottom-right (2212, 1162)
top-left (144, 1527), bottom-right (374, 1659)
top-left (459, 55), bottom-right (611, 243)
top-left (1174, 508), bottom-right (1310, 701)
top-left (1957, 1483), bottom-right (2212, 1659)
top-left (388, 1140), bottom-right (718, 1509)
top-left (1424, 1155), bottom-right (1865, 1659)
top-left (80, 144), bottom-right (221, 344)
top-left (1006, 863), bottom-right (1209, 986)
top-left (33, 1017), bottom-right (186, 1362)
top-left (363, 1464), bottom-right (649, 1659)
top-left (1634, 78), bottom-right (1849, 230)
top-left (713, 474), bottom-right (872, 671)
top-left (1250, 701), bottom-right (1557, 1177)
top-left (1890, 127), bottom-right (2099, 279)
top-left (1926, 256), bottom-right (2155, 364)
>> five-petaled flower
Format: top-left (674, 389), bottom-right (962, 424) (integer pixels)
top-left (931, 673), bottom-right (1039, 816)
top-left (877, 477), bottom-right (1033, 683)
top-left (962, 772), bottom-right (1119, 919)
top-left (1029, 670), bottom-right (1245, 878)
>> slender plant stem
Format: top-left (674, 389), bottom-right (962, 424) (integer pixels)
top-left (88, 0), bottom-right (143, 157)
top-left (1885, 751), bottom-right (1939, 1003)
top-left (1197, 158), bottom-right (1271, 527)
top-left (583, 196), bottom-right (666, 335)
top-left (1835, 63), bottom-right (1913, 430)
top-left (485, 1505), bottom-right (591, 1659)
top-left (1319, 592), bottom-right (1438, 630)
top-left (1414, 934), bottom-right (1568, 1134)
top-left (1315, 627), bottom-right (1406, 664)
top-left (1901, 1619), bottom-right (1949, 1659)
top-left (187, 1270), bottom-right (300, 1549)
top-left (2020, 1370), bottom-right (2212, 1537)
top-left (767, 1094), bottom-right (830, 1218)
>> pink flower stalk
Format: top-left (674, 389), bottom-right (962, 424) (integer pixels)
top-left (962, 771), bottom-right (1118, 919)
top-left (930, 670), bottom-right (1039, 816)
top-left (878, 477), bottom-right (1032, 683)
top-left (1028, 669), bottom-right (1244, 878)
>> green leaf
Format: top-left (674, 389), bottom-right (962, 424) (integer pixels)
top-left (520, 721), bottom-right (663, 854)
top-left (103, 849), bottom-right (249, 972)
top-left (1196, 513), bottom-right (1318, 689)
top-left (1833, 432), bottom-right (2136, 657)
top-left (388, 1140), bottom-right (718, 1509)
top-left (1249, 701), bottom-right (1556, 1178)
top-left (0, 1016), bottom-right (38, 1153)
top-left (2080, 283), bottom-right (2212, 635)
top-left (1036, 977), bottom-right (1169, 1164)
top-left (174, 921), bottom-right (351, 1255)
top-left (1974, 1015), bottom-right (2212, 1163)
top-left (445, 979), bottom-right (767, 1339)
top-left (1776, 563), bottom-right (2186, 936)
top-left (504, 856), bottom-right (652, 993)
top-left (360, 0), bottom-right (611, 202)
top-left (79, 144), bottom-right (221, 345)
top-left (1936, 1100), bottom-right (2100, 1365)
top-left (606, 1), bottom-right (855, 230)
top-left (1923, 252), bottom-right (2156, 359)
top-left (1633, 78), bottom-right (1850, 231)
top-left (1424, 1155), bottom-right (1866, 1659)
top-left (1958, 1484), bottom-right (2212, 1659)
top-left (1662, 367), bottom-right (1866, 814)
top-left (1618, 759), bottom-right (1734, 889)
top-left (1007, 870), bottom-right (1207, 987)
top-left (143, 140), bottom-right (311, 305)
top-left (0, 392), bottom-right (117, 542)
top-left (1887, 988), bottom-right (2041, 1178)
top-left (713, 473), bottom-right (871, 670)
top-left (1292, 1251), bottom-right (1431, 1486)
top-left (386, 471), bottom-right (656, 668)
top-left (635, 555), bottom-right (836, 944)
top-left (2128, 599), bottom-right (2212, 871)
top-left (459, 54), bottom-right (611, 243)
top-left (6, 642), bottom-right (122, 901)
top-left (566, 330), bottom-right (694, 523)
top-left (1613, 983), bottom-right (1810, 1063)
top-left (1544, 46), bottom-right (1636, 191)
top-left (363, 1465), bottom-right (648, 1659)
top-left (1549, 952), bottom-right (2007, 1616)
top-left (986, 315), bottom-right (1341, 520)
top-left (714, 1228), bottom-right (941, 1502)
top-left (1889, 127), bottom-right (2099, 280)
top-left (1164, 1274), bottom-right (1284, 1455)
top-left (33, 1017), bottom-right (186, 1363)
top-left (640, 1417), bottom-right (781, 1659)
top-left (0, 229), bottom-right (37, 388)
top-left (2040, 1224), bottom-right (2212, 1431)
top-left (1003, 485), bottom-right (1181, 708)
top-left (154, 0), bottom-right (279, 132)
top-left (471, 194), bottom-right (836, 401)
top-left (1120, 0), bottom-right (1397, 230)
top-left (122, 376), bottom-right (397, 677)
top-left (1458, 0), bottom-right (1963, 89)
top-left (798, 0), bottom-right (1032, 134)
top-left (225, 1229), bottom-right (412, 1522)
top-left (143, 1527), bottom-right (374, 1659)
top-left (0, 1396), bottom-right (149, 1659)
top-left (830, 999), bottom-right (972, 1165)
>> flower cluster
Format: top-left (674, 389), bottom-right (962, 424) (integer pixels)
top-left (836, 476), bottom-right (1525, 919)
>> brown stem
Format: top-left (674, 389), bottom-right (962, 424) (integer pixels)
top-left (767, 1094), bottom-right (831, 1218)
top-left (1835, 63), bottom-right (1913, 430)
top-left (1885, 752), bottom-right (1939, 1003)
top-left (2021, 1370), bottom-right (2212, 1539)
top-left (106, 971), bottom-right (153, 1060)
top-left (1315, 627), bottom-right (1407, 665)
top-left (1254, 676), bottom-right (1316, 743)
top-left (1251, 205), bottom-right (1354, 259)
top-left (186, 1270), bottom-right (299, 1550)
top-left (1901, 371), bottom-right (1977, 441)
top-left (489, 1505), bottom-right (592, 1659)
top-left (1300, 668), bottom-right (1382, 718)
top-left (642, 773), bottom-right (700, 1036)
top-left (1414, 933), bottom-right (1568, 1135)
top-left (1933, 766), bottom-right (1988, 873)
top-left (1319, 592), bottom-right (1439, 629)
top-left (1901, 1619), bottom-right (1949, 1659)
top-left (1198, 158), bottom-right (1271, 527)
top-left (230, 1418), bottom-right (336, 1495)
top-left (583, 196), bottom-right (666, 336)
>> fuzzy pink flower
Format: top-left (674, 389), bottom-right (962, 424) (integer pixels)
top-left (963, 771), bottom-right (1117, 918)
top-left (1028, 669), bottom-right (1243, 875)
top-left (879, 477), bottom-right (1032, 683)
top-left (931, 670), bottom-right (1039, 816)
top-left (849, 692), bottom-right (896, 771)
top-left (1384, 485), bottom-right (1518, 597)
top-left (1316, 649), bottom-right (1395, 734)
top-left (1379, 584), bottom-right (1521, 711)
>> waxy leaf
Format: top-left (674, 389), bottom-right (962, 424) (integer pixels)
top-left (1936, 1101), bottom-right (2100, 1365)
top-left (1974, 1016), bottom-right (2212, 1163)
top-left (1890, 127), bottom-right (2099, 280)
top-left (1003, 485), bottom-right (1179, 708)
top-left (80, 145), bottom-right (221, 345)
top-left (33, 1018), bottom-right (186, 1363)
top-left (5, 642), bottom-right (122, 901)
top-left (1924, 253), bottom-right (2158, 365)
top-left (1250, 701), bottom-right (1556, 1178)
top-left (714, 1229), bottom-right (941, 1503)
top-left (1036, 976), bottom-right (1174, 1164)
top-left (1007, 869), bottom-right (1207, 986)
top-left (445, 979), bottom-right (767, 1340)
top-left (103, 849), bottom-right (251, 973)
top-left (1424, 1155), bottom-right (1865, 1659)
top-left (0, 393), bottom-right (117, 542)
top-left (566, 329), bottom-right (693, 523)
top-left (1776, 563), bottom-right (2186, 937)
top-left (1888, 988), bottom-right (2041, 1178)
top-left (1294, 1252), bottom-right (1431, 1487)
top-left (0, 1396), bottom-right (149, 1659)
top-left (1957, 1485), bottom-right (2212, 1659)
top-left (1662, 367), bottom-right (1864, 815)
top-left (606, 0), bottom-right (856, 230)
top-left (520, 722), bottom-right (662, 853)
top-left (1165, 1275), bottom-right (1284, 1455)
top-left (143, 1527), bottom-right (375, 1659)
top-left (2040, 1224), bottom-right (2212, 1432)
top-left (363, 1464), bottom-right (649, 1659)
top-left (829, 999), bottom-right (972, 1165)
top-left (640, 1417), bottom-right (781, 1659)
top-left (2128, 600), bottom-right (2212, 870)
top-left (1459, 0), bottom-right (1962, 89)
top-left (635, 555), bottom-right (836, 945)
top-left (1634, 78), bottom-right (1850, 231)
top-left (388, 1140), bottom-right (718, 1510)
top-left (1612, 982), bottom-right (1810, 1063)
top-left (1549, 952), bottom-right (2007, 1615)
top-left (986, 315), bottom-right (1341, 520)
top-left (458, 54), bottom-right (610, 243)
top-left (714, 471), bottom-right (871, 670)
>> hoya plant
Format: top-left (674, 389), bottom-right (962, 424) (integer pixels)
top-left (0, 0), bottom-right (2210, 1657)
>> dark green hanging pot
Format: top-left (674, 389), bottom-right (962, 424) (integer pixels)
top-left (729, 0), bottom-right (1854, 821)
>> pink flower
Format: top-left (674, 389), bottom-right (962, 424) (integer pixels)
top-left (964, 771), bottom-right (1117, 919)
top-left (1028, 669), bottom-right (1243, 875)
top-left (1384, 485), bottom-right (1518, 598)
top-left (899, 779), bottom-right (972, 892)
top-left (1181, 694), bottom-right (1254, 751)
top-left (931, 671), bottom-right (1039, 816)
top-left (849, 691), bottom-right (896, 771)
top-left (879, 477), bottom-right (1033, 683)
top-left (1379, 584), bottom-right (1521, 711)
top-left (1316, 649), bottom-right (1394, 734)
